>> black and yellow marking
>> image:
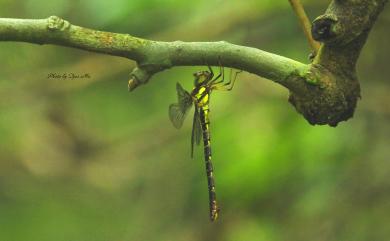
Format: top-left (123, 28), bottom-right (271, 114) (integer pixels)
top-left (169, 64), bottom-right (241, 221)
top-left (198, 105), bottom-right (219, 221)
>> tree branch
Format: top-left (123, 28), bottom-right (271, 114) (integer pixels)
top-left (288, 0), bottom-right (320, 53)
top-left (0, 0), bottom-right (388, 126)
top-left (0, 16), bottom-right (306, 90)
top-left (0, 16), bottom-right (145, 59)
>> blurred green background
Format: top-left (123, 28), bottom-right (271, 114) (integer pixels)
top-left (1, 1), bottom-right (389, 240)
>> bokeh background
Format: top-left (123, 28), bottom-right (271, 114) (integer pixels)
top-left (1, 1), bottom-right (389, 240)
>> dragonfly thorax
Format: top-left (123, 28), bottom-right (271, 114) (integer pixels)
top-left (193, 86), bottom-right (209, 107)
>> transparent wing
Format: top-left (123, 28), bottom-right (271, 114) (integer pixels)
top-left (191, 106), bottom-right (202, 158)
top-left (176, 82), bottom-right (193, 113)
top-left (169, 104), bottom-right (187, 129)
top-left (194, 108), bottom-right (202, 145)
top-left (169, 83), bottom-right (192, 129)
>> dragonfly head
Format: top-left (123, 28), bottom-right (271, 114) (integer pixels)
top-left (193, 70), bottom-right (212, 86)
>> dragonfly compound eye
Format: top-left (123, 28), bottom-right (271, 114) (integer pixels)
top-left (193, 71), bottom-right (202, 77)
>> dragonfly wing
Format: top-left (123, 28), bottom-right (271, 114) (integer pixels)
top-left (191, 109), bottom-right (196, 158)
top-left (169, 103), bottom-right (186, 129)
top-left (176, 82), bottom-right (193, 112)
top-left (194, 107), bottom-right (202, 146)
top-left (169, 83), bottom-right (192, 129)
top-left (191, 106), bottom-right (202, 158)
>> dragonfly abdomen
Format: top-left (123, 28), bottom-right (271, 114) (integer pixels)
top-left (199, 106), bottom-right (219, 221)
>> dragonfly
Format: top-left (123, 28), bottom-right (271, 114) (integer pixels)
top-left (169, 63), bottom-right (241, 221)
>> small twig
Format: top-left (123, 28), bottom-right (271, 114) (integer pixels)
top-left (288, 0), bottom-right (320, 53)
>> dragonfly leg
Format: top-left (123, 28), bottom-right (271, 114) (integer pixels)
top-left (213, 69), bottom-right (242, 91)
top-left (224, 69), bottom-right (242, 90)
top-left (209, 71), bottom-right (221, 85)
top-left (207, 64), bottom-right (214, 79)
top-left (210, 58), bottom-right (225, 85)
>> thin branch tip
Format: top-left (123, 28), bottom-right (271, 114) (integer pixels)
top-left (288, 0), bottom-right (321, 53)
top-left (128, 67), bottom-right (154, 91)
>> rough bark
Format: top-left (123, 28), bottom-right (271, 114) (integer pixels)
top-left (290, 0), bottom-right (388, 126)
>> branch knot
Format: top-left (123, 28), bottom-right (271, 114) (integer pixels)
top-left (312, 14), bottom-right (340, 43)
top-left (47, 16), bottom-right (70, 31)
